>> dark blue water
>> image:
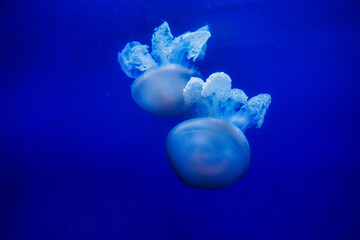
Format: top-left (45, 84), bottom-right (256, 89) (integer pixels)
top-left (1, 0), bottom-right (359, 239)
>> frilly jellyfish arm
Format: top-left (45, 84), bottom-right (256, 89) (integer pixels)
top-left (183, 77), bottom-right (204, 106)
top-left (230, 88), bottom-right (248, 104)
top-left (200, 72), bottom-right (232, 118)
top-left (183, 72), bottom-right (271, 131)
top-left (221, 88), bottom-right (248, 119)
top-left (151, 22), bottom-right (174, 64)
top-left (170, 25), bottom-right (211, 62)
top-left (201, 72), bottom-right (232, 102)
top-left (183, 77), bottom-right (212, 118)
top-left (151, 22), bottom-right (211, 65)
top-left (118, 21), bottom-right (210, 79)
top-left (118, 42), bottom-right (158, 79)
top-left (231, 94), bottom-right (272, 132)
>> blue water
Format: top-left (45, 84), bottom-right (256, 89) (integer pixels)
top-left (1, 0), bottom-right (359, 239)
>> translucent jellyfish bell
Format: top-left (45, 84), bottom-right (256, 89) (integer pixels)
top-left (166, 118), bottom-right (250, 190)
top-left (118, 22), bottom-right (211, 116)
top-left (131, 64), bottom-right (198, 116)
top-left (166, 72), bottom-right (271, 189)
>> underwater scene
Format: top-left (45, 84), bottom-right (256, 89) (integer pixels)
top-left (1, 0), bottom-right (359, 239)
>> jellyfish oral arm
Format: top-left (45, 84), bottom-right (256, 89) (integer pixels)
top-left (230, 94), bottom-right (272, 132)
top-left (118, 42), bottom-right (158, 79)
top-left (118, 21), bottom-right (211, 79)
top-left (183, 73), bottom-right (271, 132)
top-left (151, 22), bottom-right (211, 65)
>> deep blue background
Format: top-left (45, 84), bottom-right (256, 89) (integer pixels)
top-left (1, 0), bottom-right (360, 239)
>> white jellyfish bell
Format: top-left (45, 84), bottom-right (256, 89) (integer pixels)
top-left (166, 118), bottom-right (251, 190)
top-left (118, 22), bottom-right (211, 116)
top-left (166, 72), bottom-right (271, 189)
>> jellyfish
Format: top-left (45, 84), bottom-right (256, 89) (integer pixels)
top-left (118, 22), bottom-right (211, 116)
top-left (166, 72), bottom-right (271, 189)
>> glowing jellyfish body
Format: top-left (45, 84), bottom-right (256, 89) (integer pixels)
top-left (131, 64), bottom-right (199, 116)
top-left (118, 22), bottom-right (211, 116)
top-left (166, 72), bottom-right (271, 189)
top-left (166, 118), bottom-right (250, 190)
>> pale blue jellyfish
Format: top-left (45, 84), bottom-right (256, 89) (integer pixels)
top-left (118, 22), bottom-right (211, 116)
top-left (166, 72), bottom-right (271, 189)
